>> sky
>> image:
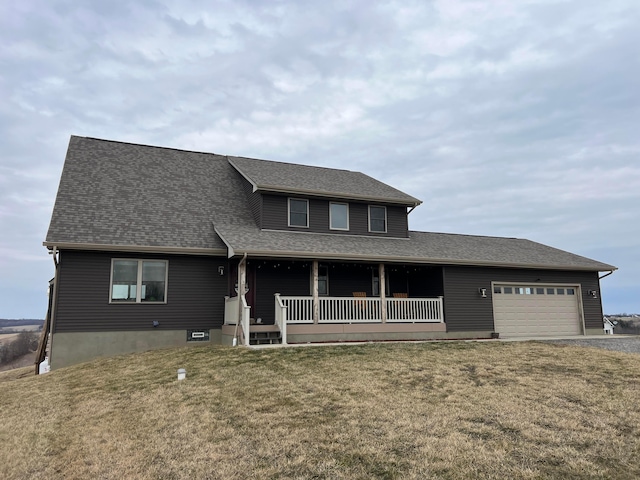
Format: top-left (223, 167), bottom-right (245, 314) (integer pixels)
top-left (1, 0), bottom-right (639, 318)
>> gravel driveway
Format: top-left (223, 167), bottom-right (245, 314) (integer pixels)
top-left (542, 336), bottom-right (640, 354)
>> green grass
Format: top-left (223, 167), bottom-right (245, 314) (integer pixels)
top-left (1, 341), bottom-right (640, 479)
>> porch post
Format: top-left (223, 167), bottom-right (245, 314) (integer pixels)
top-left (379, 263), bottom-right (387, 323)
top-left (312, 260), bottom-right (319, 324)
top-left (238, 256), bottom-right (247, 325)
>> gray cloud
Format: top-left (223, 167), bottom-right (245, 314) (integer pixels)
top-left (1, 0), bottom-right (638, 316)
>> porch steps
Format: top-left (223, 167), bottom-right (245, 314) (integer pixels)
top-left (249, 330), bottom-right (282, 345)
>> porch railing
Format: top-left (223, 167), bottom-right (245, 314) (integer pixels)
top-left (386, 297), bottom-right (444, 323)
top-left (224, 295), bottom-right (252, 346)
top-left (274, 294), bottom-right (288, 345)
top-left (279, 296), bottom-right (444, 323)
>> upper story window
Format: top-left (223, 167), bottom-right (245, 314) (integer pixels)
top-left (329, 202), bottom-right (349, 230)
top-left (369, 205), bottom-right (387, 233)
top-left (110, 259), bottom-right (167, 303)
top-left (288, 198), bottom-right (309, 228)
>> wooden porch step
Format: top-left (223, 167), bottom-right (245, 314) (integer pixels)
top-left (249, 330), bottom-right (282, 345)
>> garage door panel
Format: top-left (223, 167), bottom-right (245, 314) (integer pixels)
top-left (493, 284), bottom-right (581, 337)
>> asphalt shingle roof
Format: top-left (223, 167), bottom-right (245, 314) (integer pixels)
top-left (228, 156), bottom-right (422, 206)
top-left (213, 223), bottom-right (616, 271)
top-left (46, 136), bottom-right (616, 272)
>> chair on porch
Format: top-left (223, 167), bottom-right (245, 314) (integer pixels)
top-left (352, 292), bottom-right (367, 315)
top-left (392, 293), bottom-right (408, 319)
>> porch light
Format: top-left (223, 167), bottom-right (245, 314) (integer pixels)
top-left (588, 290), bottom-right (598, 298)
top-left (177, 368), bottom-right (186, 380)
top-left (478, 288), bottom-right (487, 298)
top-left (218, 265), bottom-right (225, 276)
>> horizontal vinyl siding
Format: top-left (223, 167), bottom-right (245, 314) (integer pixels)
top-left (253, 262), bottom-right (311, 324)
top-left (327, 264), bottom-right (373, 296)
top-left (261, 194), bottom-right (409, 237)
top-left (241, 177), bottom-right (262, 227)
top-left (54, 250), bottom-right (228, 332)
top-left (443, 266), bottom-right (603, 332)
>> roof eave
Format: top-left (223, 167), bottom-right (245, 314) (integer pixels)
top-left (42, 241), bottom-right (227, 256)
top-left (226, 248), bottom-right (616, 271)
top-left (253, 185), bottom-right (422, 207)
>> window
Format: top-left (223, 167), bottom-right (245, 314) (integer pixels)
top-left (503, 287), bottom-right (513, 294)
top-left (318, 265), bottom-right (329, 295)
top-left (110, 259), bottom-right (167, 303)
top-left (566, 288), bottom-right (575, 295)
top-left (494, 286), bottom-right (502, 294)
top-left (330, 203), bottom-right (349, 230)
top-left (310, 265), bottom-right (329, 295)
top-left (547, 288), bottom-right (555, 295)
top-left (288, 198), bottom-right (309, 227)
top-left (557, 288), bottom-right (565, 295)
top-left (372, 268), bottom-right (390, 296)
top-left (536, 288), bottom-right (545, 295)
top-left (369, 206), bottom-right (387, 233)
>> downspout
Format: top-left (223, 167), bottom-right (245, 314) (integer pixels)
top-left (233, 253), bottom-right (248, 346)
top-left (46, 247), bottom-right (60, 369)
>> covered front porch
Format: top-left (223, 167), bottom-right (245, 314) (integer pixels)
top-left (222, 258), bottom-right (446, 345)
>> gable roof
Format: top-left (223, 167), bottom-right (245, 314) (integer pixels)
top-left (228, 156), bottom-right (422, 206)
top-left (45, 136), bottom-right (616, 272)
top-left (45, 136), bottom-right (239, 253)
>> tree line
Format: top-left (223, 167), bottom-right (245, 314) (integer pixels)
top-left (0, 332), bottom-right (39, 365)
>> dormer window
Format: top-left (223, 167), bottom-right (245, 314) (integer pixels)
top-left (288, 198), bottom-right (309, 228)
top-left (369, 206), bottom-right (387, 233)
top-left (329, 202), bottom-right (349, 230)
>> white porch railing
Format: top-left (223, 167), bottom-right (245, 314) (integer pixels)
top-left (224, 295), bottom-right (252, 346)
top-left (386, 297), bottom-right (444, 323)
top-left (274, 294), bottom-right (288, 345)
top-left (279, 296), bottom-right (444, 323)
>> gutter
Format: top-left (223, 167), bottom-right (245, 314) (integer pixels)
top-left (222, 248), bottom-right (616, 272)
top-left (599, 270), bottom-right (615, 280)
top-left (42, 241), bottom-right (227, 257)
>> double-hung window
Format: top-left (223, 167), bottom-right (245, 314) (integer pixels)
top-left (288, 198), bottom-right (309, 228)
top-left (329, 202), bottom-right (349, 230)
top-left (369, 206), bottom-right (387, 233)
top-left (110, 259), bottom-right (167, 303)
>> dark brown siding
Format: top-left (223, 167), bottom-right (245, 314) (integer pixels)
top-left (54, 250), bottom-right (228, 332)
top-left (261, 194), bottom-right (409, 237)
top-left (253, 261), bottom-right (311, 324)
top-left (443, 266), bottom-right (604, 332)
top-left (327, 263), bottom-right (373, 296)
top-left (241, 177), bottom-right (262, 227)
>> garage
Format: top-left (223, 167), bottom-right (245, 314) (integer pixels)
top-left (492, 284), bottom-right (583, 337)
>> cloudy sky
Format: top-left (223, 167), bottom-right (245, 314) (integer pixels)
top-left (1, 0), bottom-right (638, 318)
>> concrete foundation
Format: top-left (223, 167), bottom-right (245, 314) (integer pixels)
top-left (50, 329), bottom-right (222, 370)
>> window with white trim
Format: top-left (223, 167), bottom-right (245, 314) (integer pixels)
top-left (329, 202), bottom-right (349, 230)
top-left (288, 198), bottom-right (309, 227)
top-left (110, 259), bottom-right (167, 303)
top-left (369, 205), bottom-right (387, 233)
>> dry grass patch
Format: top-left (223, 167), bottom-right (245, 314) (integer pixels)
top-left (1, 341), bottom-right (640, 479)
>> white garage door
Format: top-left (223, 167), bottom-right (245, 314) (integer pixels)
top-left (493, 285), bottom-right (582, 337)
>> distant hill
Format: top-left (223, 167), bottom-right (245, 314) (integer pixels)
top-left (0, 319), bottom-right (44, 328)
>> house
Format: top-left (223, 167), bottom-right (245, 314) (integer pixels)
top-left (43, 136), bottom-right (617, 369)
